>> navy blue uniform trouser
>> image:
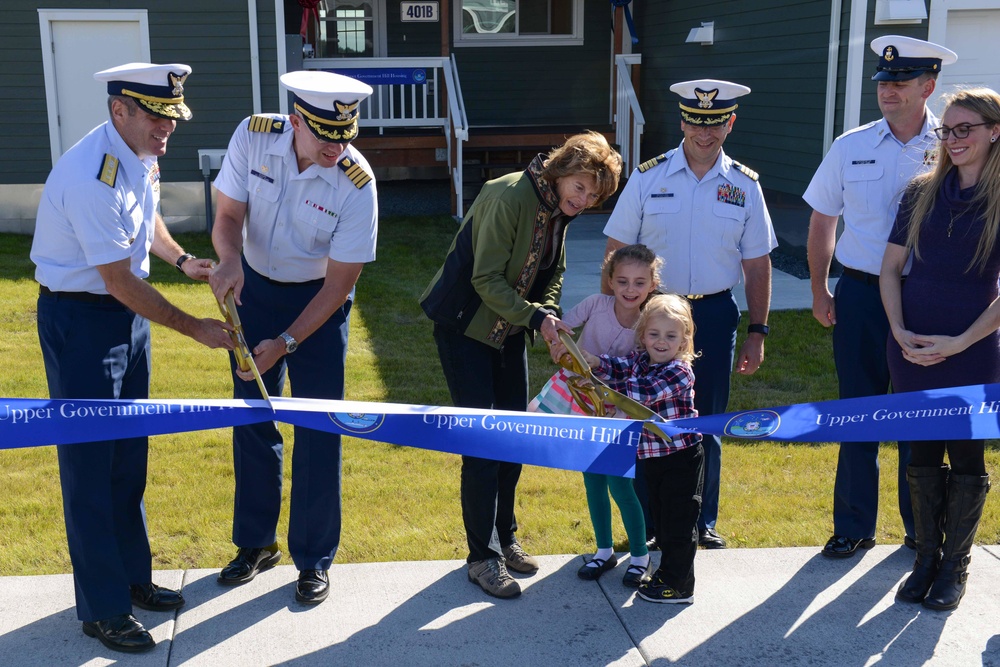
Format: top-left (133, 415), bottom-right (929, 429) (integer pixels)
top-left (832, 273), bottom-right (913, 540)
top-left (690, 294), bottom-right (740, 532)
top-left (231, 261), bottom-right (350, 572)
top-left (433, 323), bottom-right (528, 564)
top-left (644, 443), bottom-right (704, 594)
top-left (37, 294), bottom-right (152, 622)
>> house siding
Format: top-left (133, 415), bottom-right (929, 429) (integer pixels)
top-left (451, 0), bottom-right (612, 127)
top-left (3, 1), bottom-right (272, 184)
top-left (637, 0), bottom-right (830, 198)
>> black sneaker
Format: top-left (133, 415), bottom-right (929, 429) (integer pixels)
top-left (637, 572), bottom-right (693, 604)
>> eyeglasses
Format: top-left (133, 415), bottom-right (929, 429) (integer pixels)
top-left (932, 122), bottom-right (992, 140)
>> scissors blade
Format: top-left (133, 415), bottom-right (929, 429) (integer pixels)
top-left (220, 291), bottom-right (273, 411)
top-left (557, 331), bottom-right (670, 440)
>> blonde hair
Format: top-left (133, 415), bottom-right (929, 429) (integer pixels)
top-left (902, 87), bottom-right (1000, 274)
top-left (603, 243), bottom-right (663, 297)
top-left (634, 294), bottom-right (698, 363)
top-left (542, 131), bottom-right (623, 207)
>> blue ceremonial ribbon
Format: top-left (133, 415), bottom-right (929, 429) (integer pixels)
top-left (611, 0), bottom-right (639, 45)
top-left (0, 397), bottom-right (642, 478)
top-left (3, 383), bottom-right (1000, 479)
top-left (666, 383), bottom-right (1000, 442)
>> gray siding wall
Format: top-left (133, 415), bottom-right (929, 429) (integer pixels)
top-left (637, 1), bottom-right (830, 197)
top-left (452, 0), bottom-right (612, 127)
top-left (2, 1), bottom-right (269, 185)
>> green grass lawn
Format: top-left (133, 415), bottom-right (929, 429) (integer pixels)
top-left (1, 217), bottom-right (997, 576)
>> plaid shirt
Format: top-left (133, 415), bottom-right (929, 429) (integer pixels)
top-left (594, 352), bottom-right (701, 459)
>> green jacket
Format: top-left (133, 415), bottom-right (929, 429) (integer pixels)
top-left (420, 155), bottom-right (571, 349)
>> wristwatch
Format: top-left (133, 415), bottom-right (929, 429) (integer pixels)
top-left (747, 323), bottom-right (770, 336)
top-left (175, 253), bottom-right (195, 273)
top-left (279, 331), bottom-right (298, 354)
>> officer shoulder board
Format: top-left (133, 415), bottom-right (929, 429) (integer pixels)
top-left (637, 152), bottom-right (669, 173)
top-left (97, 154), bottom-right (119, 188)
top-left (338, 156), bottom-right (373, 189)
top-left (248, 114), bottom-right (286, 134)
top-left (731, 160), bottom-right (759, 182)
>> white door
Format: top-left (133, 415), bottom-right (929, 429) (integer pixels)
top-left (38, 10), bottom-right (150, 164)
top-left (929, 2), bottom-right (1000, 117)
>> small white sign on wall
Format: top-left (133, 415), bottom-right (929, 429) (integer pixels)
top-left (401, 1), bottom-right (439, 22)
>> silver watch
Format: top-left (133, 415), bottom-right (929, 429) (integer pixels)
top-left (279, 332), bottom-right (298, 354)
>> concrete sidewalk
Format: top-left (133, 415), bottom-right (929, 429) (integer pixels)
top-left (2, 546), bottom-right (998, 665)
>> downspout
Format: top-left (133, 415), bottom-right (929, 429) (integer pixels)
top-left (823, 0), bottom-right (842, 155)
top-left (843, 0), bottom-right (869, 133)
top-left (248, 0), bottom-right (262, 113)
top-left (275, 0), bottom-right (289, 114)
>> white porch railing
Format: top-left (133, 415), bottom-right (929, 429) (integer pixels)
top-left (615, 54), bottom-right (644, 175)
top-left (304, 56), bottom-right (470, 217)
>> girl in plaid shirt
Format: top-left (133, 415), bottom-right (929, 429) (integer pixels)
top-left (581, 294), bottom-right (703, 604)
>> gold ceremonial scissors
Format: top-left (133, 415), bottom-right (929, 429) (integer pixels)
top-left (556, 331), bottom-right (670, 441)
top-left (219, 290), bottom-right (273, 410)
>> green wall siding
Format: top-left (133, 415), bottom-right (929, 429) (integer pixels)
top-left (452, 0), bottom-right (612, 127)
top-left (637, 0), bottom-right (830, 197)
top-left (2, 1), bottom-right (271, 184)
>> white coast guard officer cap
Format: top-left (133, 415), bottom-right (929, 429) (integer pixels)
top-left (94, 62), bottom-right (193, 121)
top-left (670, 79), bottom-right (751, 126)
top-left (870, 35), bottom-right (957, 81)
top-left (281, 70), bottom-right (373, 143)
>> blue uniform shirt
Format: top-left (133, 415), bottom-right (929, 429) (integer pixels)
top-left (32, 122), bottom-right (159, 293)
top-left (803, 113), bottom-right (939, 275)
top-left (214, 113), bottom-right (378, 283)
top-left (603, 143), bottom-right (777, 295)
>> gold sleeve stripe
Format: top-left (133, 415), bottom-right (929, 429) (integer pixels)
top-left (98, 154), bottom-right (119, 188)
top-left (637, 153), bottom-right (667, 173)
top-left (338, 158), bottom-right (373, 188)
top-left (732, 161), bottom-right (760, 181)
top-left (248, 115), bottom-right (284, 133)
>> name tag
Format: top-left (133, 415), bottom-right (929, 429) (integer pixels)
top-left (851, 159), bottom-right (876, 165)
top-left (251, 169), bottom-right (274, 184)
top-left (650, 192), bottom-right (674, 199)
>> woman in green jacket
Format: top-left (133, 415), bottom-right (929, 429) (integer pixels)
top-left (421, 131), bottom-right (622, 599)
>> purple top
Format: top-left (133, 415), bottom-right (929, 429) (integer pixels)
top-left (563, 294), bottom-right (637, 356)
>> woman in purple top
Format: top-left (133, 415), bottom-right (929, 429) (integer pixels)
top-left (880, 87), bottom-right (1000, 611)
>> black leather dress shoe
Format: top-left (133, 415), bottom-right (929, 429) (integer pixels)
top-left (218, 544), bottom-right (282, 585)
top-left (698, 528), bottom-right (727, 549)
top-left (822, 534), bottom-right (876, 558)
top-left (130, 583), bottom-right (185, 612)
top-left (82, 613), bottom-right (155, 653)
top-left (295, 569), bottom-right (330, 605)
top-left (622, 562), bottom-right (652, 588)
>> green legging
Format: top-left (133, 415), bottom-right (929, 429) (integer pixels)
top-left (583, 471), bottom-right (648, 557)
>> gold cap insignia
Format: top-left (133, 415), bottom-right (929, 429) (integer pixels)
top-left (696, 88), bottom-right (719, 109)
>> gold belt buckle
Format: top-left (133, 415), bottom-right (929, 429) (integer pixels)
top-left (685, 294), bottom-right (703, 300)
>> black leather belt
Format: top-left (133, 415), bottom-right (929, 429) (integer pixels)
top-left (842, 267), bottom-right (880, 286)
top-left (684, 289), bottom-right (732, 301)
top-left (39, 284), bottom-right (124, 307)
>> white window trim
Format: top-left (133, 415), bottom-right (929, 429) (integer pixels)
top-left (454, 0), bottom-right (584, 48)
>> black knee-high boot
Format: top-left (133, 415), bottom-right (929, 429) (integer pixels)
top-left (896, 465), bottom-right (948, 603)
top-left (923, 473), bottom-right (990, 611)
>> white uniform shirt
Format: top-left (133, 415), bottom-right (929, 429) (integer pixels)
top-left (803, 113), bottom-right (939, 275)
top-left (603, 143), bottom-right (777, 295)
top-left (31, 122), bottom-right (159, 293)
top-left (214, 114), bottom-right (378, 283)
